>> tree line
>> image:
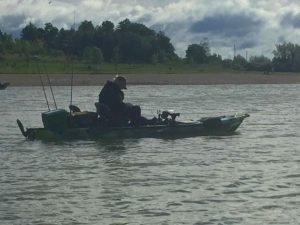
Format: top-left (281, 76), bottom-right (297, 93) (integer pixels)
top-left (185, 40), bottom-right (300, 72)
top-left (0, 18), bottom-right (300, 72)
top-left (3, 19), bottom-right (177, 64)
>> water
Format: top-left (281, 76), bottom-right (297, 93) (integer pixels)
top-left (0, 85), bottom-right (299, 225)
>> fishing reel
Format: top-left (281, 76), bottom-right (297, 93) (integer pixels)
top-left (158, 110), bottom-right (180, 124)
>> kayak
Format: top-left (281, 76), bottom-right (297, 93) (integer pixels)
top-left (17, 108), bottom-right (249, 141)
top-left (0, 82), bottom-right (10, 90)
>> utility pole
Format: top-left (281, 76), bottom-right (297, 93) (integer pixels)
top-left (233, 44), bottom-right (236, 59)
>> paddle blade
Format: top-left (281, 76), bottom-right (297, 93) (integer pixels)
top-left (17, 119), bottom-right (27, 137)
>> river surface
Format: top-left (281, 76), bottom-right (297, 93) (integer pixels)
top-left (0, 85), bottom-right (299, 225)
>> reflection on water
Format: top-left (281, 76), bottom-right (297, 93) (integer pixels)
top-left (0, 85), bottom-right (300, 224)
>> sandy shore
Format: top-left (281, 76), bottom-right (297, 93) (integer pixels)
top-left (1, 72), bottom-right (300, 86)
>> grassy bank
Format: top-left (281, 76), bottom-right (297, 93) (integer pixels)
top-left (3, 55), bottom-right (299, 77)
top-left (0, 55), bottom-right (232, 74)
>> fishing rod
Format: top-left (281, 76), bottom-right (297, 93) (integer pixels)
top-left (35, 58), bottom-right (51, 111)
top-left (69, 9), bottom-right (76, 108)
top-left (39, 74), bottom-right (50, 111)
top-left (46, 73), bottom-right (58, 110)
top-left (43, 64), bottom-right (58, 109)
top-left (70, 56), bottom-right (74, 107)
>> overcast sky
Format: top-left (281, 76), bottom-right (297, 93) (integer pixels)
top-left (1, 0), bottom-right (300, 59)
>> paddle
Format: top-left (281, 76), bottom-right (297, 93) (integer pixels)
top-left (17, 119), bottom-right (27, 137)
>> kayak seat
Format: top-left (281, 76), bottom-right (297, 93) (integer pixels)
top-left (70, 111), bottom-right (98, 128)
top-left (69, 104), bottom-right (81, 113)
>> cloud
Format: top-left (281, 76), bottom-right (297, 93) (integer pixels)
top-left (136, 14), bottom-right (153, 24)
top-left (1, 15), bottom-right (25, 29)
top-left (190, 13), bottom-right (264, 37)
top-left (281, 12), bottom-right (300, 29)
top-left (0, 15), bottom-right (26, 36)
top-left (238, 39), bottom-right (258, 49)
top-left (1, 0), bottom-right (300, 58)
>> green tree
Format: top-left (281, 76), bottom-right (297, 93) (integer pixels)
top-left (44, 23), bottom-right (59, 49)
top-left (0, 31), bottom-right (14, 53)
top-left (74, 20), bottom-right (95, 55)
top-left (155, 31), bottom-right (176, 62)
top-left (55, 28), bottom-right (76, 55)
top-left (95, 21), bottom-right (116, 62)
top-left (21, 23), bottom-right (39, 41)
top-left (112, 46), bottom-right (120, 72)
top-left (248, 55), bottom-right (271, 71)
top-left (222, 59), bottom-right (234, 68)
top-left (101, 21), bottom-right (115, 32)
top-left (186, 42), bottom-right (209, 64)
top-left (209, 53), bottom-right (222, 64)
top-left (233, 54), bottom-right (247, 70)
top-left (82, 46), bottom-right (104, 71)
top-left (272, 42), bottom-right (300, 72)
top-left (17, 19), bottom-right (177, 64)
top-left (116, 19), bottom-right (146, 63)
top-left (116, 19), bottom-right (176, 63)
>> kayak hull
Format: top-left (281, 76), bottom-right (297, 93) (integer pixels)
top-left (18, 114), bottom-right (249, 141)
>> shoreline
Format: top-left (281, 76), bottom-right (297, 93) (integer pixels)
top-left (1, 72), bottom-right (300, 86)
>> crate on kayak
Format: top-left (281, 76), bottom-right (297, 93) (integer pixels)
top-left (42, 109), bottom-right (69, 130)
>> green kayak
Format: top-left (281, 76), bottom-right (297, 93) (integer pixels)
top-left (17, 108), bottom-right (249, 141)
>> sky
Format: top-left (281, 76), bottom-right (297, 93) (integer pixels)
top-left (1, 0), bottom-right (300, 59)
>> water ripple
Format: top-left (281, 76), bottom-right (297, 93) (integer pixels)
top-left (1, 85), bottom-right (300, 224)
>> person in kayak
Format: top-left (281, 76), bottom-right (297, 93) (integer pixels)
top-left (98, 75), bottom-right (155, 126)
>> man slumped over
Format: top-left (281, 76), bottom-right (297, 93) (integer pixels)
top-left (98, 75), bottom-right (156, 126)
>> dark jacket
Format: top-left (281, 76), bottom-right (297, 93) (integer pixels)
top-left (98, 81), bottom-right (125, 115)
